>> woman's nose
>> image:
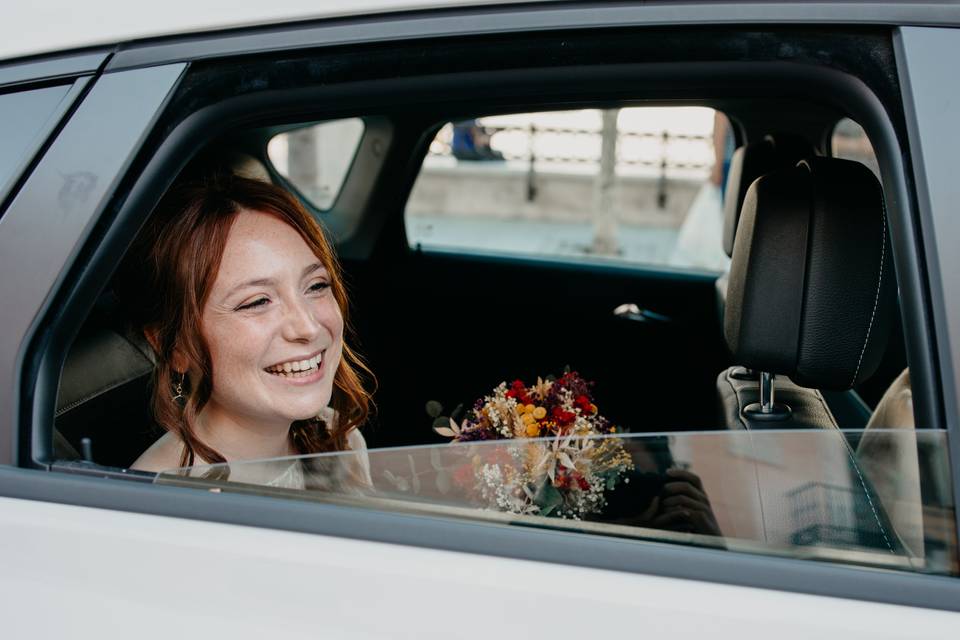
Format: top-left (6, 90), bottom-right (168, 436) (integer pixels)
top-left (282, 299), bottom-right (321, 342)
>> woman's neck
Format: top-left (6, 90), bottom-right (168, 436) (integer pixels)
top-left (194, 404), bottom-right (294, 462)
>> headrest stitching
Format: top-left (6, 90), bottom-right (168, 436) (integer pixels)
top-left (850, 194), bottom-right (887, 388)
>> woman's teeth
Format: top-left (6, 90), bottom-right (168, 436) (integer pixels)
top-left (265, 353), bottom-right (322, 377)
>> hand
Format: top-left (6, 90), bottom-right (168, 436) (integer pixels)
top-left (641, 468), bottom-right (722, 537)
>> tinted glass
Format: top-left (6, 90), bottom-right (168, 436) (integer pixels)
top-left (405, 108), bottom-right (731, 273)
top-left (158, 429), bottom-right (957, 576)
top-left (0, 83), bottom-right (73, 202)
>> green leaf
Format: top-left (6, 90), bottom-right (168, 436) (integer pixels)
top-left (533, 480), bottom-right (563, 516)
top-left (425, 400), bottom-right (444, 418)
top-left (433, 416), bottom-right (451, 431)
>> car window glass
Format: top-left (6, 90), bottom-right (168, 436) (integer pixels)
top-left (405, 108), bottom-right (732, 273)
top-left (267, 118), bottom-right (365, 210)
top-left (832, 117), bottom-right (880, 178)
top-left (159, 428), bottom-right (957, 577)
top-left (0, 84), bottom-right (73, 202)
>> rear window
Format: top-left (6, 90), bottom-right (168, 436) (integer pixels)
top-left (405, 107), bottom-right (732, 273)
top-left (267, 118), bottom-right (365, 210)
top-left (832, 117), bottom-right (880, 178)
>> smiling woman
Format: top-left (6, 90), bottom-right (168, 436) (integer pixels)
top-left (115, 172), bottom-right (374, 474)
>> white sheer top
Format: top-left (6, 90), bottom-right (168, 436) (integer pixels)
top-left (265, 427), bottom-right (371, 490)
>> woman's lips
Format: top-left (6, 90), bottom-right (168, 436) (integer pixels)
top-left (264, 350), bottom-right (323, 373)
top-left (264, 349), bottom-right (326, 385)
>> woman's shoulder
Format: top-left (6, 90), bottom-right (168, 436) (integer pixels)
top-left (321, 406), bottom-right (367, 452)
top-left (346, 426), bottom-right (367, 451)
top-left (130, 432), bottom-right (185, 472)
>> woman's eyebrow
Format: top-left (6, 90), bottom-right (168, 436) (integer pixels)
top-left (223, 277), bottom-right (275, 299)
top-left (223, 263), bottom-right (325, 299)
top-left (302, 262), bottom-right (325, 278)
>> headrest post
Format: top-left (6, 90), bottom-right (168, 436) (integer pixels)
top-left (743, 371), bottom-right (792, 421)
top-left (760, 371), bottom-right (774, 414)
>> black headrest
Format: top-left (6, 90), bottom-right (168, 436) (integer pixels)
top-left (724, 157), bottom-right (895, 390)
top-left (723, 133), bottom-right (815, 257)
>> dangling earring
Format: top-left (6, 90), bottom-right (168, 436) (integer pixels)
top-left (173, 371), bottom-right (186, 404)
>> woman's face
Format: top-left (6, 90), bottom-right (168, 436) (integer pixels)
top-left (199, 210), bottom-right (343, 430)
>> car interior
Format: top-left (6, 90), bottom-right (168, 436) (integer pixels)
top-left (50, 101), bottom-right (910, 456)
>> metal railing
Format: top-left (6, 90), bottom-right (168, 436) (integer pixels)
top-left (428, 123), bottom-right (714, 207)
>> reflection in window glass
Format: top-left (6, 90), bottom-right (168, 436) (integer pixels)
top-left (267, 118), bottom-right (364, 210)
top-left (158, 429), bottom-right (958, 576)
top-left (0, 84), bottom-right (72, 200)
top-left (832, 117), bottom-right (880, 178)
top-left (405, 108), bottom-right (731, 273)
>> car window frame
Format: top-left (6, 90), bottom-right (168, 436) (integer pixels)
top-left (1, 17), bottom-right (957, 611)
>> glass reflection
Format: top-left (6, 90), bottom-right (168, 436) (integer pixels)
top-left (156, 429), bottom-right (957, 576)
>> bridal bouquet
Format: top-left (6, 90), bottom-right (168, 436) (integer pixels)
top-left (430, 371), bottom-right (633, 519)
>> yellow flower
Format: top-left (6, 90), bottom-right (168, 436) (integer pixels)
top-left (524, 403), bottom-right (536, 414)
top-left (521, 413), bottom-right (536, 424)
top-left (525, 423), bottom-right (540, 437)
top-left (532, 406), bottom-right (547, 420)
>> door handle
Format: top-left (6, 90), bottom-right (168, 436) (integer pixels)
top-left (613, 303), bottom-right (671, 324)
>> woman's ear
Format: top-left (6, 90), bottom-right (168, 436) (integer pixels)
top-left (143, 326), bottom-right (161, 355)
top-left (144, 327), bottom-right (190, 373)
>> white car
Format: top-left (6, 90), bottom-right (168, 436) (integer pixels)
top-left (2, 1), bottom-right (960, 637)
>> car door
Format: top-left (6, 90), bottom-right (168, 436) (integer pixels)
top-left (1, 3), bottom-right (960, 637)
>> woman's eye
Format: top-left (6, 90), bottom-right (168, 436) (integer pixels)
top-left (309, 280), bottom-right (330, 292)
top-left (236, 297), bottom-right (269, 311)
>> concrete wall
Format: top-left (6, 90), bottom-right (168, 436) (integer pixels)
top-left (407, 163), bottom-right (703, 229)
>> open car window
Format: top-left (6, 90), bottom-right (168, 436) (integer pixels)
top-left (158, 428), bottom-right (958, 577)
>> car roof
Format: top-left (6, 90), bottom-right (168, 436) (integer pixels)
top-left (0, 0), bottom-right (552, 63)
top-left (6, 1), bottom-right (960, 67)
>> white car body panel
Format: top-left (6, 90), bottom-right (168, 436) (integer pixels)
top-left (3, 496), bottom-right (958, 638)
top-left (0, 0), bottom-right (552, 62)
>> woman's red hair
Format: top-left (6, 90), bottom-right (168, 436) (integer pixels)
top-left (119, 172), bottom-right (374, 466)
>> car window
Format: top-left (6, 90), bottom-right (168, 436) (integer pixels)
top-left (832, 117), bottom-right (880, 178)
top-left (0, 83), bottom-right (74, 204)
top-left (159, 428), bottom-right (957, 576)
top-left (266, 118), bottom-right (365, 210)
top-left (405, 108), bottom-right (731, 273)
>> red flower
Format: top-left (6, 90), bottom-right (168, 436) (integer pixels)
top-left (552, 407), bottom-right (576, 426)
top-left (506, 379), bottom-right (532, 404)
top-left (574, 395), bottom-right (592, 412)
top-left (574, 472), bottom-right (590, 491)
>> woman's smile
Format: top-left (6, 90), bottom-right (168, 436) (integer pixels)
top-left (263, 348), bottom-right (327, 385)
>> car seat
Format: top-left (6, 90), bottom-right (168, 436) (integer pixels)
top-left (718, 156), bottom-right (896, 430)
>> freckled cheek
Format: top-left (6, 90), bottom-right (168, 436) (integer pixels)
top-left (314, 297), bottom-right (344, 341)
top-left (203, 317), bottom-right (274, 379)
